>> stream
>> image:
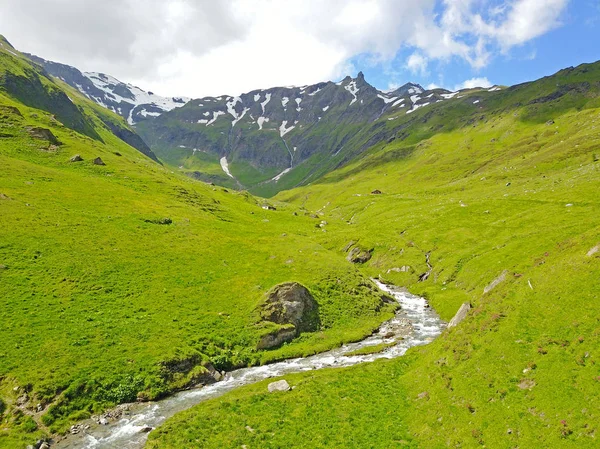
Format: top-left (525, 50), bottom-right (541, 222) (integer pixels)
top-left (54, 280), bottom-right (445, 449)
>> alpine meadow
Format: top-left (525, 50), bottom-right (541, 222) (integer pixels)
top-left (0, 2), bottom-right (599, 448)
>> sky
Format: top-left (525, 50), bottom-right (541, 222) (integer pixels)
top-left (0, 0), bottom-right (598, 98)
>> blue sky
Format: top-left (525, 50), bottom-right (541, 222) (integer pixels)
top-left (1, 0), bottom-right (598, 97)
top-left (356, 1), bottom-right (600, 91)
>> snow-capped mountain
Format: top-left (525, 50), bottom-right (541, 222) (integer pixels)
top-left (27, 54), bottom-right (190, 125)
top-left (133, 71), bottom-right (501, 195)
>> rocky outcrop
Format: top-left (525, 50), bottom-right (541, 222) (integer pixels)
top-left (347, 246), bottom-right (373, 264)
top-left (26, 126), bottom-right (60, 145)
top-left (257, 282), bottom-right (319, 349)
top-left (448, 303), bottom-right (471, 328)
top-left (484, 270), bottom-right (508, 294)
top-left (70, 154), bottom-right (83, 162)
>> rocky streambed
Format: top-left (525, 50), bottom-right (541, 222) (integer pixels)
top-left (53, 280), bottom-right (445, 449)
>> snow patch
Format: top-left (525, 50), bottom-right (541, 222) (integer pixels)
top-left (271, 168), bottom-right (292, 182)
top-left (377, 94), bottom-right (398, 104)
top-left (254, 93), bottom-right (261, 102)
top-left (260, 93), bottom-right (272, 114)
top-left (392, 98), bottom-right (405, 107)
top-left (473, 100), bottom-right (480, 104)
top-left (295, 98), bottom-right (303, 112)
top-left (488, 86), bottom-right (501, 92)
top-left (322, 106), bottom-right (330, 112)
top-left (279, 121), bottom-right (295, 137)
top-left (441, 92), bottom-right (459, 99)
top-left (345, 81), bottom-right (359, 106)
top-left (257, 116), bottom-right (270, 130)
top-left (281, 97), bottom-right (289, 108)
top-left (206, 111), bottom-right (225, 126)
top-left (220, 157), bottom-right (234, 178)
top-left (308, 88), bottom-right (322, 96)
top-left (407, 102), bottom-right (430, 114)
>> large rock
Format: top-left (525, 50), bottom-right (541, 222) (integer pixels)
top-left (26, 126), bottom-right (60, 145)
top-left (268, 380), bottom-right (291, 392)
top-left (347, 246), bottom-right (373, 264)
top-left (257, 325), bottom-right (297, 350)
top-left (448, 303), bottom-right (471, 328)
top-left (257, 282), bottom-right (319, 349)
top-left (260, 282), bottom-right (318, 331)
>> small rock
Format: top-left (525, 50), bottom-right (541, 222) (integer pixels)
top-left (546, 120), bottom-right (555, 126)
top-left (507, 428), bottom-right (513, 434)
top-left (587, 244), bottom-right (599, 257)
top-left (506, 182), bottom-right (511, 187)
top-left (36, 403), bottom-right (43, 412)
top-left (268, 380), bottom-right (291, 392)
top-left (139, 426), bottom-right (153, 433)
top-left (371, 189), bottom-right (383, 195)
top-left (93, 157), bottom-right (106, 166)
top-left (417, 391), bottom-right (429, 400)
top-left (114, 152), bottom-right (122, 156)
top-left (69, 154), bottom-right (83, 162)
top-left (262, 205), bottom-right (276, 210)
top-left (518, 379), bottom-right (536, 390)
top-left (245, 425), bottom-right (255, 433)
top-left (99, 417), bottom-right (109, 425)
top-left (16, 394), bottom-right (29, 406)
top-left (39, 443), bottom-right (50, 449)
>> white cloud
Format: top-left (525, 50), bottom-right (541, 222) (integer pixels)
top-left (0, 0), bottom-right (569, 97)
top-left (455, 77), bottom-right (492, 90)
top-left (406, 52), bottom-right (429, 75)
top-left (426, 83), bottom-right (441, 90)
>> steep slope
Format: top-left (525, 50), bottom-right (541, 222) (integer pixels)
top-left (0, 40), bottom-right (399, 449)
top-left (147, 62), bottom-right (600, 448)
top-left (27, 54), bottom-right (190, 126)
top-left (0, 36), bottom-right (159, 163)
top-left (135, 73), bottom-right (501, 196)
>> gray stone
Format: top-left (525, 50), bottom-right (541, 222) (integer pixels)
top-left (139, 426), bottom-right (153, 433)
top-left (484, 270), bottom-right (508, 294)
top-left (99, 417), bottom-right (109, 425)
top-left (448, 303), bottom-right (471, 328)
top-left (268, 380), bottom-right (291, 392)
top-left (39, 443), bottom-right (50, 449)
top-left (347, 246), bottom-right (373, 264)
top-left (70, 154), bottom-right (83, 162)
top-left (259, 282), bottom-right (318, 332)
top-left (93, 157), bottom-right (106, 166)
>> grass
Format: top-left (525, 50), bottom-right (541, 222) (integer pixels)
top-left (148, 67), bottom-right (600, 448)
top-left (0, 48), bottom-right (397, 447)
top-left (342, 341), bottom-right (397, 357)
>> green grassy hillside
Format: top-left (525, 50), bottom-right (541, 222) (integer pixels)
top-left (0, 49), bottom-right (397, 447)
top-left (148, 63), bottom-right (600, 448)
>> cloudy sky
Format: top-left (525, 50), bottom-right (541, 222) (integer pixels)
top-left (0, 0), bottom-right (597, 98)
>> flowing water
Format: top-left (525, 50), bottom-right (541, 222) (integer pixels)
top-left (54, 281), bottom-right (445, 449)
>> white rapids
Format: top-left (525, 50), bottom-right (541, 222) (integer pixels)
top-left (54, 280), bottom-right (445, 449)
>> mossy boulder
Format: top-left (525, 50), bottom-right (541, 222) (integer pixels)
top-left (257, 282), bottom-right (320, 349)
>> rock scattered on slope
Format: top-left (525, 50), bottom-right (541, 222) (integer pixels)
top-left (268, 380), bottom-right (291, 392)
top-left (347, 246), bottom-right (373, 264)
top-left (70, 154), bottom-right (83, 162)
top-left (93, 157), bottom-right (106, 166)
top-left (26, 126), bottom-right (60, 145)
top-left (448, 303), bottom-right (471, 328)
top-left (484, 270), bottom-right (508, 294)
top-left (587, 244), bottom-right (599, 257)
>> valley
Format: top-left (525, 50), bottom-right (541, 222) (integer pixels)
top-left (1, 31), bottom-right (599, 449)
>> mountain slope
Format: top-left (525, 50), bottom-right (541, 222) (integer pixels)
top-left (28, 54), bottom-right (190, 126)
top-left (147, 62), bottom-right (600, 448)
top-left (0, 36), bottom-right (160, 163)
top-left (135, 72), bottom-right (485, 196)
top-left (0, 39), bottom-right (399, 449)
